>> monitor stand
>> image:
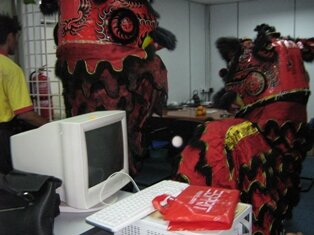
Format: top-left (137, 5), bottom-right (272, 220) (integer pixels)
top-left (59, 194), bottom-right (118, 213)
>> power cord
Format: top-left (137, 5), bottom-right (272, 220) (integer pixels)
top-left (99, 171), bottom-right (140, 206)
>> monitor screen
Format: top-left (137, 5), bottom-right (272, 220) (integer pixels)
top-left (86, 122), bottom-right (123, 188)
top-left (10, 111), bottom-right (130, 210)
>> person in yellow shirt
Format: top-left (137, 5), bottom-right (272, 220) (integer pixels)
top-left (0, 13), bottom-right (48, 174)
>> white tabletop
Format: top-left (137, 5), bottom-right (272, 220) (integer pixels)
top-left (53, 191), bottom-right (131, 235)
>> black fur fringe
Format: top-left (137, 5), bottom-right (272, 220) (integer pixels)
top-left (150, 27), bottom-right (177, 51)
top-left (39, 0), bottom-right (58, 15)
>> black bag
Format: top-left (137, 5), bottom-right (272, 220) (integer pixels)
top-left (0, 170), bottom-right (62, 235)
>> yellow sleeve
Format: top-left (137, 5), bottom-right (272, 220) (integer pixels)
top-left (6, 62), bottom-right (33, 114)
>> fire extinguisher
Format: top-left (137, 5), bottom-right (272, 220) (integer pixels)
top-left (29, 66), bottom-right (53, 120)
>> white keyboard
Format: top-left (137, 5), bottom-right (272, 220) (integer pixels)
top-left (85, 180), bottom-right (188, 232)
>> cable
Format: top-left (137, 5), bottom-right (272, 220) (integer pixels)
top-left (99, 171), bottom-right (140, 206)
top-left (60, 171), bottom-right (140, 213)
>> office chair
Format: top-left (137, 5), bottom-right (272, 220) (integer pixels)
top-left (301, 176), bottom-right (314, 192)
top-left (134, 117), bottom-right (202, 188)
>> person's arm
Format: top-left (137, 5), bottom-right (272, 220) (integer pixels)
top-left (17, 110), bottom-right (49, 127)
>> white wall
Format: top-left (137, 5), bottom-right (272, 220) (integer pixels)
top-left (209, 3), bottom-right (238, 91)
top-left (208, 0), bottom-right (314, 119)
top-left (0, 1), bottom-right (12, 15)
top-left (295, 0), bottom-right (314, 119)
top-left (153, 0), bottom-right (209, 104)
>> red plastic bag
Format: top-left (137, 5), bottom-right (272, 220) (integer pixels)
top-left (152, 185), bottom-right (240, 231)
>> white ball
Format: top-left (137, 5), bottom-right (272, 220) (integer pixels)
top-left (171, 136), bottom-right (183, 148)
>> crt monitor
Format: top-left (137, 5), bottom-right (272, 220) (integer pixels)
top-left (10, 111), bottom-right (130, 210)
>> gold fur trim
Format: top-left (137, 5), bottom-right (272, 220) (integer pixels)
top-left (238, 88), bottom-right (310, 113)
top-left (225, 121), bottom-right (259, 151)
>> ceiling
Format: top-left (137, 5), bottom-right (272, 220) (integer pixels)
top-left (191, 0), bottom-right (253, 4)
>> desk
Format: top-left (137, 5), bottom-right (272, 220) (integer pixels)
top-left (161, 108), bottom-right (232, 121)
top-left (54, 191), bottom-right (131, 235)
top-left (145, 108), bottom-right (231, 159)
top-left (53, 192), bottom-right (252, 235)
top-left (116, 203), bottom-right (252, 235)
top-left (54, 211), bottom-right (95, 235)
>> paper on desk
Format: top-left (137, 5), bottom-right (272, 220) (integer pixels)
top-left (206, 109), bottom-right (219, 114)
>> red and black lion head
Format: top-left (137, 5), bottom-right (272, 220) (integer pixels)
top-left (40, 0), bottom-right (177, 172)
top-left (216, 23), bottom-right (314, 116)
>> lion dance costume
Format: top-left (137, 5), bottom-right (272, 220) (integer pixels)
top-left (39, 0), bottom-right (176, 172)
top-left (176, 24), bottom-right (314, 235)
